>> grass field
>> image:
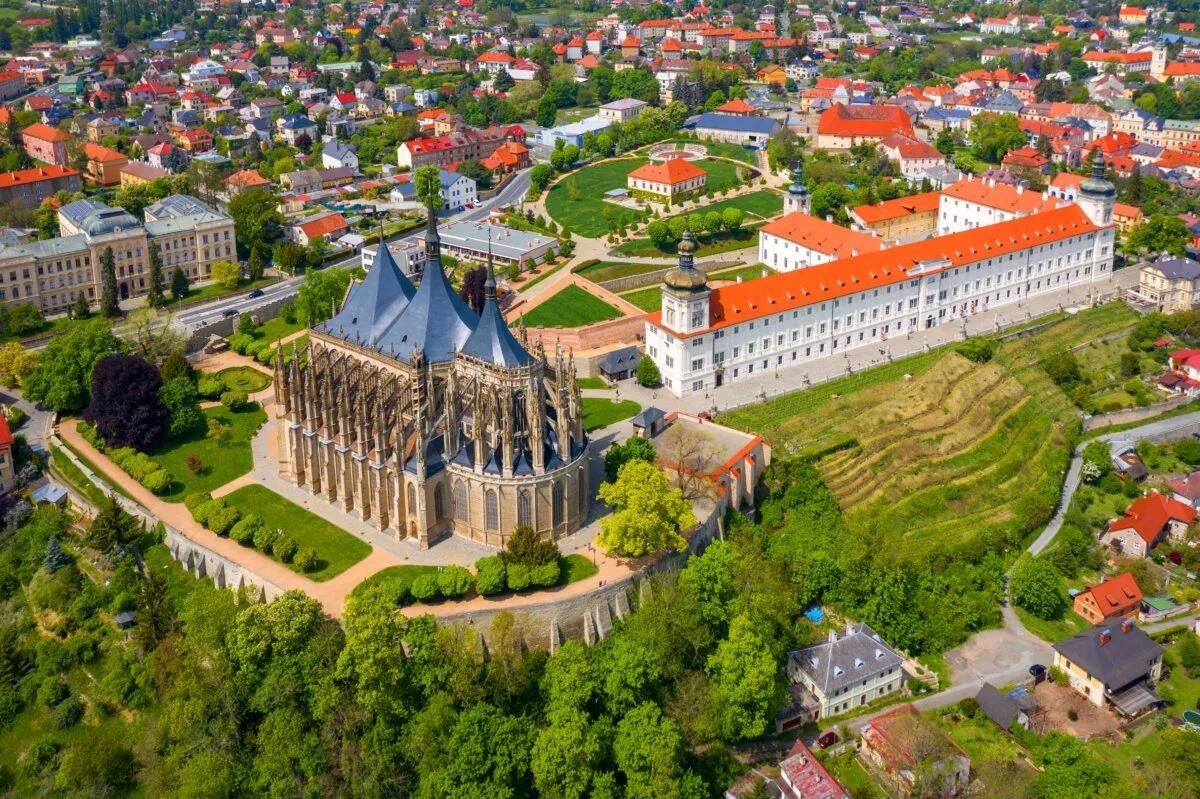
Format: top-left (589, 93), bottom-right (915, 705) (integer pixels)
top-left (661, 190), bottom-right (782, 225)
top-left (546, 156), bottom-right (749, 237)
top-left (620, 285), bottom-right (663, 312)
top-left (50, 445), bottom-right (107, 506)
top-left (582, 397), bottom-right (641, 431)
top-left (222, 484), bottom-right (372, 581)
top-left (519, 285), bottom-right (624, 328)
top-left (255, 315), bottom-right (305, 342)
top-left (1014, 605), bottom-right (1093, 644)
top-left (709, 263), bottom-right (774, 283)
top-left (720, 303), bottom-right (1141, 557)
top-left (562, 553), bottom-right (600, 583)
top-left (576, 261), bottom-right (672, 283)
top-left (613, 227), bottom-right (760, 258)
top-left (217, 366), bottom-right (271, 393)
top-left (145, 403), bottom-right (267, 501)
top-left (576, 376), bottom-right (610, 390)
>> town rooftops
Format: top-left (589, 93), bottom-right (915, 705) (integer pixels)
top-left (297, 213), bottom-right (348, 239)
top-left (1078, 572), bottom-right (1143, 617)
top-left (1149, 254), bottom-right (1200, 280)
top-left (760, 212), bottom-right (884, 257)
top-left (1108, 492), bottom-right (1197, 546)
top-left (1053, 620), bottom-right (1162, 691)
top-left (648, 203), bottom-right (1104, 338)
top-left (788, 622), bottom-right (902, 696)
top-left (943, 175), bottom-right (1059, 214)
top-left (817, 103), bottom-right (913, 138)
top-left (691, 112), bottom-right (780, 135)
top-left (628, 158), bottom-right (707, 185)
top-left (0, 164), bottom-right (79, 189)
top-left (851, 191), bottom-right (941, 224)
top-left (1168, 469), bottom-right (1200, 501)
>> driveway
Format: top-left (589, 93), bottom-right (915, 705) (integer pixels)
top-left (944, 605), bottom-right (1053, 686)
top-left (1, 387), bottom-right (53, 447)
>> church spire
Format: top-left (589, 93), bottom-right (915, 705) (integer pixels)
top-left (484, 228), bottom-right (497, 304)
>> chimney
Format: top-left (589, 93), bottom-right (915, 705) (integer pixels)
top-left (851, 248), bottom-right (858, 257)
top-left (1121, 619), bottom-right (1133, 634)
top-left (826, 214), bottom-right (833, 223)
top-left (1099, 628), bottom-right (1112, 645)
top-left (1016, 184), bottom-right (1023, 195)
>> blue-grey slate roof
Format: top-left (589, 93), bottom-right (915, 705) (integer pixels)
top-left (460, 276), bottom-right (531, 367)
top-left (1152, 255), bottom-right (1200, 280)
top-left (692, 113), bottom-right (780, 135)
top-left (327, 239), bottom-right (416, 345)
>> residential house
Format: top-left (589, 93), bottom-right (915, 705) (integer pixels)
top-left (1168, 469), bottom-right (1200, 509)
top-left (481, 140), bottom-right (530, 174)
top-left (876, 133), bottom-right (944, 178)
top-left (86, 116), bottom-right (118, 143)
top-left (293, 213), bottom-right (349, 246)
top-left (177, 128), bottom-right (213, 153)
top-left (1052, 619), bottom-right (1163, 716)
top-left (778, 740), bottom-right (849, 799)
top-left (0, 164), bottom-right (81, 208)
top-left (225, 169), bottom-right (272, 196)
top-left (83, 143), bottom-right (127, 186)
top-left (250, 97), bottom-right (284, 118)
top-left (389, 168), bottom-right (477, 211)
top-left (859, 704), bottom-right (971, 798)
top-left (783, 623), bottom-right (903, 723)
top-left (849, 191), bottom-right (941, 242)
top-left (1138, 255), bottom-right (1200, 313)
top-left (598, 98), bottom-right (648, 123)
top-left (1073, 572), bottom-right (1144, 625)
top-left (119, 162), bottom-right (171, 186)
top-left (321, 139), bottom-right (359, 171)
top-left (974, 683), bottom-right (1033, 732)
top-left (1102, 492), bottom-right (1196, 558)
top-left (627, 158), bottom-right (707, 200)
top-left (816, 104), bottom-right (914, 150)
top-left (20, 123), bottom-right (70, 166)
top-left (279, 115), bottom-right (318, 147)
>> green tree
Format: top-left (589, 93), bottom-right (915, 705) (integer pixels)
top-left (336, 584), bottom-right (410, 718)
top-left (531, 707), bottom-right (602, 799)
top-left (228, 187), bottom-right (283, 257)
top-left (53, 737), bottom-right (134, 796)
top-left (99, 246), bottom-right (119, 317)
top-left (601, 636), bottom-right (662, 714)
top-left (416, 702), bottom-right (535, 798)
top-left (248, 247), bottom-right (266, 282)
top-left (296, 267), bottom-right (352, 326)
top-left (73, 291), bottom-right (90, 319)
top-left (635, 355), bottom-right (660, 387)
top-left (1126, 214), bottom-right (1191, 257)
top-left (414, 165), bottom-right (443, 210)
top-left (212, 259), bottom-right (241, 290)
top-left (597, 460), bottom-right (696, 558)
top-left (721, 206), bottom-right (744, 232)
top-left (146, 242), bottom-right (164, 307)
top-left (646, 220), bottom-right (672, 246)
top-left (614, 703), bottom-right (700, 799)
top-left (134, 570), bottom-right (174, 653)
top-left (159, 376), bottom-right (204, 438)
top-left (678, 539), bottom-right (739, 630)
top-left (705, 614), bottom-right (777, 741)
top-left (530, 163), bottom-right (553, 193)
top-left (970, 112), bottom-right (1028, 163)
top-left (604, 436), bottom-right (656, 481)
top-left (1011, 554), bottom-right (1066, 620)
top-left (540, 640), bottom-right (596, 712)
top-left (810, 183), bottom-right (847, 221)
top-left (170, 266), bottom-right (189, 300)
top-left (24, 319), bottom-right (125, 413)
top-left (87, 495), bottom-right (138, 555)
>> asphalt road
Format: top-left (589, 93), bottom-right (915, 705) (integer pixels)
top-left (172, 168), bottom-right (531, 333)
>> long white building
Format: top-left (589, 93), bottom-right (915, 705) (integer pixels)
top-left (645, 159), bottom-right (1117, 397)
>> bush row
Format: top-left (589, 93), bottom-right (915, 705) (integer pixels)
top-left (77, 421), bottom-right (173, 495)
top-left (375, 557), bottom-right (564, 608)
top-left (184, 493), bottom-right (316, 572)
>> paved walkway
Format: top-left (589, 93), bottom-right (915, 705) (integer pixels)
top-left (1028, 409), bottom-right (1200, 556)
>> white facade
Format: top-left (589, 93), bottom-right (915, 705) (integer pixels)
top-left (937, 182), bottom-right (1065, 235)
top-left (648, 205), bottom-right (1114, 397)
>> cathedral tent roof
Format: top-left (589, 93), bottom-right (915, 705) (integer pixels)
top-left (460, 261), bottom-right (531, 367)
top-left (326, 240), bottom-right (416, 345)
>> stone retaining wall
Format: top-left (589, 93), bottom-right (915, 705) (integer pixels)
top-left (1083, 395), bottom-right (1193, 431)
top-left (523, 314), bottom-right (647, 352)
top-left (597, 257), bottom-right (747, 294)
top-left (163, 527), bottom-right (287, 603)
top-left (185, 293), bottom-right (297, 353)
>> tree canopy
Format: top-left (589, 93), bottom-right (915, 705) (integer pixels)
top-left (24, 319), bottom-right (125, 413)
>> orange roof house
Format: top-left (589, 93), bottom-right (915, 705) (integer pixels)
top-left (226, 168), bottom-right (272, 195)
top-left (816, 104), bottom-right (914, 149)
top-left (82, 142), bottom-right (127, 186)
top-left (21, 122), bottom-right (70, 165)
top-left (627, 157), bottom-right (707, 197)
top-left (1073, 572), bottom-right (1143, 625)
top-left (942, 176), bottom-right (1058, 215)
top-left (1103, 492), bottom-right (1196, 558)
top-left (294, 212), bottom-right (348, 246)
top-left (714, 97), bottom-right (756, 115)
top-left (759, 212), bottom-right (884, 263)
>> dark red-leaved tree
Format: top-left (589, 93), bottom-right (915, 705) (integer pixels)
top-left (458, 266), bottom-right (488, 314)
top-left (83, 354), bottom-right (167, 449)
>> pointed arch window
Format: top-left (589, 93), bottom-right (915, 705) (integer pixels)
top-left (485, 489), bottom-right (499, 531)
top-left (434, 484), bottom-right (445, 520)
top-left (517, 489), bottom-right (531, 528)
top-left (454, 480), bottom-right (468, 521)
top-left (552, 481), bottom-right (563, 528)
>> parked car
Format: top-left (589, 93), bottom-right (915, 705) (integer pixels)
top-left (247, 288), bottom-right (264, 299)
top-left (816, 731), bottom-right (839, 749)
top-left (221, 309), bottom-right (237, 318)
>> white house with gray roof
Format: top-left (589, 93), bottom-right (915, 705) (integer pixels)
top-left (786, 623), bottom-right (904, 720)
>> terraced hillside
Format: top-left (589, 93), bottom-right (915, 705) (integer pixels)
top-left (721, 302), bottom-right (1140, 557)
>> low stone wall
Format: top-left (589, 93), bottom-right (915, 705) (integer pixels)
top-left (524, 314), bottom-right (647, 351)
top-left (163, 527), bottom-right (287, 602)
top-left (1083, 395), bottom-right (1193, 431)
top-left (435, 498), bottom-right (726, 650)
top-left (597, 257), bottom-right (747, 294)
top-left (185, 293), bottom-right (297, 353)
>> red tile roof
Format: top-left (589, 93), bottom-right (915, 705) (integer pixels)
top-left (1108, 492), bottom-right (1196, 547)
top-left (21, 122), bottom-right (69, 142)
top-left (1079, 572), bottom-right (1143, 617)
top-left (298, 213), bottom-right (348, 238)
top-left (817, 103), bottom-right (914, 139)
top-left (628, 157), bottom-right (707, 185)
top-left (851, 191), bottom-right (942, 224)
top-left (714, 97), bottom-right (755, 114)
top-left (943, 177), bottom-right (1057, 214)
top-left (778, 740), bottom-right (846, 799)
top-left (877, 133), bottom-right (941, 159)
top-left (0, 164), bottom-right (79, 188)
top-left (649, 204), bottom-right (1103, 337)
top-left (83, 143), bottom-right (124, 162)
top-left (760, 212), bottom-right (884, 256)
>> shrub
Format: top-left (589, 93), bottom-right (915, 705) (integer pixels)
top-left (190, 499), bottom-right (221, 527)
top-left (220, 390), bottom-right (247, 411)
top-left (410, 573), bottom-right (440, 602)
top-left (530, 560), bottom-right (561, 588)
top-left (474, 556), bottom-right (507, 595)
top-left (271, 534), bottom-right (298, 563)
top-left (0, 684), bottom-right (21, 731)
top-left (256, 346), bottom-right (277, 365)
top-left (243, 341), bottom-right (265, 358)
top-left (504, 524), bottom-right (559, 568)
top-left (229, 515), bottom-right (262, 545)
top-left (955, 337), bottom-right (998, 364)
top-left (37, 677), bottom-right (68, 708)
top-left (227, 333), bottom-right (253, 354)
top-left (5, 405), bottom-right (27, 429)
top-left (184, 492), bottom-right (212, 512)
top-left (506, 562), bottom-right (531, 592)
top-left (185, 454), bottom-right (206, 474)
top-left (78, 421), bottom-right (106, 449)
top-left (437, 565), bottom-right (473, 598)
top-left (196, 375), bottom-right (224, 399)
top-left (294, 546), bottom-right (317, 572)
top-left (206, 505), bottom-right (241, 536)
top-left (141, 469), bottom-right (172, 495)
top-left (253, 525), bottom-right (279, 552)
top-left (52, 695), bottom-right (83, 729)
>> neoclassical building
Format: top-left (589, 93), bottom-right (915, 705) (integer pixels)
top-left (272, 215), bottom-right (589, 548)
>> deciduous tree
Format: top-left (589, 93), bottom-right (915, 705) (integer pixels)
top-left (705, 614), bottom-right (777, 741)
top-left (99, 246), bottom-right (119, 317)
top-left (597, 460), bottom-right (695, 558)
top-left (1011, 554), bottom-right (1066, 620)
top-left (24, 319), bottom-right (124, 413)
top-left (83, 354), bottom-right (167, 449)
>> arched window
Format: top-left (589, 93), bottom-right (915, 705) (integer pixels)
top-left (485, 489), bottom-right (499, 531)
top-left (517, 489), bottom-right (531, 528)
top-left (454, 480), bottom-right (468, 521)
top-left (407, 483), bottom-right (416, 513)
top-left (434, 484), bottom-right (445, 520)
top-left (552, 481), bottom-right (563, 528)
top-left (579, 468), bottom-right (588, 513)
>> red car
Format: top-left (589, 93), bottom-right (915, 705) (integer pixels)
top-left (816, 731), bottom-right (839, 749)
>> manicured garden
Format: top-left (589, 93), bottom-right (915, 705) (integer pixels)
top-left (649, 138), bottom-right (759, 164)
top-left (215, 366), bottom-right (271, 394)
top-left (612, 226), bottom-right (760, 258)
top-left (708, 263), bottom-right (775, 283)
top-left (519, 285), bottom-right (624, 328)
top-left (219, 484), bottom-right (373, 581)
top-left (575, 260), bottom-right (674, 283)
top-left (661, 190), bottom-right (782, 225)
top-left (619, 286), bottom-right (663, 312)
top-left (581, 397), bottom-right (641, 432)
top-left (144, 403), bottom-right (268, 501)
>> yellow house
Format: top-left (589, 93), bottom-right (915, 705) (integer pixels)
top-left (1052, 619), bottom-right (1163, 717)
top-left (755, 65), bottom-right (788, 87)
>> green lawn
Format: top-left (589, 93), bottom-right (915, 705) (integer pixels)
top-left (659, 190), bottom-right (783, 226)
top-left (217, 366), bottom-right (272, 393)
top-left (519, 261), bottom-right (568, 292)
top-left (822, 752), bottom-right (886, 799)
top-left (221, 484), bottom-right (372, 581)
top-left (576, 261), bottom-right (672, 283)
top-left (1158, 637), bottom-right (1200, 715)
top-left (581, 397), bottom-right (641, 431)
top-left (350, 564), bottom-right (440, 601)
top-left (709, 263), bottom-right (775, 283)
top-left (620, 285), bottom-right (663, 312)
top-left (546, 158), bottom-right (650, 237)
top-left (255, 315), bottom-right (305, 343)
top-left (145, 403), bottom-right (267, 501)
top-left (650, 139), bottom-right (759, 165)
top-left (576, 376), bottom-right (610, 390)
top-left (613, 227), bottom-right (760, 258)
top-left (519, 285), bottom-right (624, 328)
top-left (60, 438), bottom-right (134, 501)
top-left (1014, 605), bottom-right (1092, 645)
top-left (562, 553), bottom-right (599, 584)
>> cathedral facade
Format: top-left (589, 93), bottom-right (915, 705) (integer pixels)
top-left (272, 215), bottom-right (589, 549)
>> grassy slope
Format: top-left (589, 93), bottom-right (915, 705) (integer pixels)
top-left (520, 285), bottom-right (624, 328)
